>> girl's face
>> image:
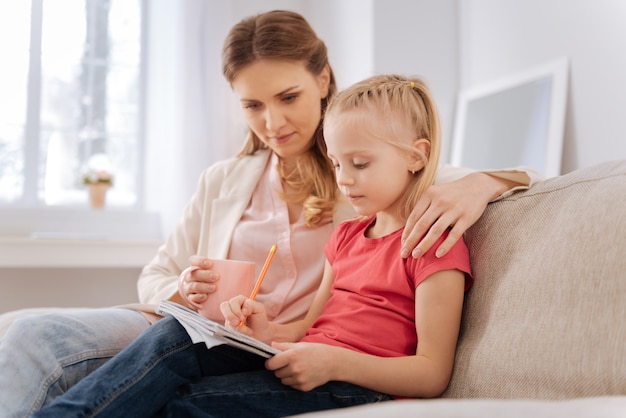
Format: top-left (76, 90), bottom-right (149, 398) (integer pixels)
top-left (231, 59), bottom-right (330, 164)
top-left (324, 108), bottom-right (418, 225)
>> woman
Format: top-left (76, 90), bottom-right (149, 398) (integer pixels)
top-left (0, 10), bottom-right (540, 417)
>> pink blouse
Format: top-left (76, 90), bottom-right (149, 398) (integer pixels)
top-left (228, 154), bottom-right (334, 323)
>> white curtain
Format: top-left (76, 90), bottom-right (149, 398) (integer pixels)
top-left (143, 0), bottom-right (242, 237)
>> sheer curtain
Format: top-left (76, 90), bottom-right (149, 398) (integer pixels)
top-left (143, 1), bottom-right (243, 237)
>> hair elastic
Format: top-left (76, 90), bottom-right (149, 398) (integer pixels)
top-left (409, 81), bottom-right (415, 89)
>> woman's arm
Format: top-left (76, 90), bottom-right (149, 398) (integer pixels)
top-left (267, 268), bottom-right (466, 397)
top-left (401, 166), bottom-right (544, 259)
top-left (137, 178), bottom-right (207, 305)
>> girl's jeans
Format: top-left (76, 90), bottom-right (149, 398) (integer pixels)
top-left (31, 316), bottom-right (392, 417)
top-left (0, 308), bottom-right (149, 418)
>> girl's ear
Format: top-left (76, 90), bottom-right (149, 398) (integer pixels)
top-left (408, 138), bottom-right (430, 173)
top-left (318, 64), bottom-right (331, 99)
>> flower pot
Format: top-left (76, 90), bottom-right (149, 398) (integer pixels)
top-left (88, 183), bottom-right (110, 208)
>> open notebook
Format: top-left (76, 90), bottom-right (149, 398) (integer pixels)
top-left (156, 300), bottom-right (280, 358)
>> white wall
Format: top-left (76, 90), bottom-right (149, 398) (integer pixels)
top-left (371, 0), bottom-right (459, 164)
top-left (0, 268), bottom-right (141, 313)
top-left (457, 0), bottom-right (626, 173)
top-left (353, 0), bottom-right (626, 173)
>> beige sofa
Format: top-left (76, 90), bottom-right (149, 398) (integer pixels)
top-left (297, 160), bottom-right (626, 417)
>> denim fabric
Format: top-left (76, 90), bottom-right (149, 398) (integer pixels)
top-left (33, 316), bottom-right (392, 418)
top-left (161, 372), bottom-right (392, 418)
top-left (0, 308), bottom-right (149, 418)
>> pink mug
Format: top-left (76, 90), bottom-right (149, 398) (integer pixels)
top-left (192, 259), bottom-right (256, 322)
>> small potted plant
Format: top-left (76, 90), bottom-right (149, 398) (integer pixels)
top-left (82, 154), bottom-right (114, 208)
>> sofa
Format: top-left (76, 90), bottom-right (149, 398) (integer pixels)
top-left (297, 160), bottom-right (626, 417)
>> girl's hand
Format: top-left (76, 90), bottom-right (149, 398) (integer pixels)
top-left (266, 342), bottom-right (339, 392)
top-left (220, 296), bottom-right (273, 343)
top-left (178, 256), bottom-right (220, 310)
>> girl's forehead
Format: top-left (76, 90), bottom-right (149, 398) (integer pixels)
top-left (325, 112), bottom-right (380, 147)
top-left (326, 107), bottom-right (384, 134)
top-left (325, 106), bottom-right (414, 146)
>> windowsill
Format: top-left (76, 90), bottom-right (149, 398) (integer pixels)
top-left (0, 237), bottom-right (162, 268)
top-left (0, 207), bottom-right (163, 268)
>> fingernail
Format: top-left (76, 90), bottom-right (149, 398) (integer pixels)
top-left (412, 248), bottom-right (423, 258)
top-left (203, 259), bottom-right (209, 266)
top-left (435, 248), bottom-right (445, 258)
top-left (400, 248), bottom-right (409, 258)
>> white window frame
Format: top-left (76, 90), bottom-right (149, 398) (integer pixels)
top-left (0, 1), bottom-right (162, 268)
top-left (0, 0), bottom-right (161, 244)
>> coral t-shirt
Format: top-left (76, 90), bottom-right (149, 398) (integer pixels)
top-left (301, 218), bottom-right (473, 357)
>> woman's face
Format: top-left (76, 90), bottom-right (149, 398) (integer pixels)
top-left (231, 59), bottom-right (330, 163)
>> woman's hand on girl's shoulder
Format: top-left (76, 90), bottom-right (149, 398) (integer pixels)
top-left (401, 174), bottom-right (490, 259)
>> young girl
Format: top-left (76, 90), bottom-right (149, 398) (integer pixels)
top-left (33, 74), bottom-right (473, 417)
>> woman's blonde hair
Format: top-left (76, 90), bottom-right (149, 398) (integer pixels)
top-left (222, 10), bottom-right (338, 227)
top-left (324, 74), bottom-right (441, 222)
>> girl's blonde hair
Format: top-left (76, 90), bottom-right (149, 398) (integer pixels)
top-left (222, 10), bottom-right (338, 227)
top-left (324, 74), bottom-right (441, 222)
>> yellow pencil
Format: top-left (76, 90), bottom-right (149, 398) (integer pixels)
top-left (238, 244), bottom-right (277, 327)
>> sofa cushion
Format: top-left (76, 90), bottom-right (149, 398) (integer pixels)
top-left (444, 160), bottom-right (626, 399)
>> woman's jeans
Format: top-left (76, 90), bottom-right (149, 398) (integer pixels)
top-left (32, 316), bottom-right (392, 418)
top-left (0, 308), bottom-right (150, 418)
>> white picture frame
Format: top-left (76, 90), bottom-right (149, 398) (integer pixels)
top-left (451, 57), bottom-right (569, 178)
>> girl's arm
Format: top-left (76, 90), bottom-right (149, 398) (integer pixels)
top-left (221, 260), bottom-right (335, 344)
top-left (267, 268), bottom-right (466, 398)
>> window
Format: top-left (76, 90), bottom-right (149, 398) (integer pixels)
top-left (0, 0), bottom-right (144, 208)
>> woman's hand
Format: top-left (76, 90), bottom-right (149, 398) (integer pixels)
top-left (177, 256), bottom-right (220, 310)
top-left (401, 172), bottom-right (513, 258)
top-left (266, 342), bottom-right (340, 392)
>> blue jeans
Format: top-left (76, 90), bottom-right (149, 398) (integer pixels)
top-left (0, 308), bottom-right (149, 418)
top-left (32, 316), bottom-right (392, 417)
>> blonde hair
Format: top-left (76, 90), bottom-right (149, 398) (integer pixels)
top-left (324, 74), bottom-right (441, 222)
top-left (222, 10), bottom-right (338, 227)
